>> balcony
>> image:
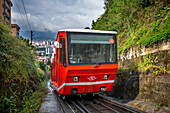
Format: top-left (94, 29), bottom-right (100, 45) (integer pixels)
top-left (3, 12), bottom-right (10, 20)
top-left (3, 4), bottom-right (10, 14)
top-left (5, 0), bottom-right (12, 8)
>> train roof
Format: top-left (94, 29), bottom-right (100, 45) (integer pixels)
top-left (58, 29), bottom-right (117, 34)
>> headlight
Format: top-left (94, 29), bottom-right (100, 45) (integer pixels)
top-left (103, 75), bottom-right (109, 80)
top-left (73, 76), bottom-right (79, 82)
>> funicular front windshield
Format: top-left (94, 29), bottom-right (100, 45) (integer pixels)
top-left (67, 33), bottom-right (117, 65)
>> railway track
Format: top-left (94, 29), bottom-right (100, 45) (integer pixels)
top-left (56, 94), bottom-right (146, 113)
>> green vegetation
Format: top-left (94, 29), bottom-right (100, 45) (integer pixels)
top-left (155, 105), bottom-right (160, 111)
top-left (141, 105), bottom-right (146, 111)
top-left (0, 22), bottom-right (47, 112)
top-left (137, 54), bottom-right (167, 76)
top-left (147, 98), bottom-right (150, 102)
top-left (116, 67), bottom-right (129, 78)
top-left (133, 102), bottom-right (139, 106)
top-left (92, 0), bottom-right (169, 76)
top-left (92, 0), bottom-right (170, 54)
top-left (117, 54), bottom-right (168, 76)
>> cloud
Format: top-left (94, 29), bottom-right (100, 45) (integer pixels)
top-left (11, 0), bottom-right (105, 40)
top-left (12, 12), bottom-right (60, 32)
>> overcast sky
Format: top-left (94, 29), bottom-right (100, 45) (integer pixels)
top-left (11, 0), bottom-right (105, 40)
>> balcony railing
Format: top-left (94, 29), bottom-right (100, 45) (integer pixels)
top-left (5, 0), bottom-right (11, 7)
top-left (3, 4), bottom-right (10, 14)
top-left (3, 12), bottom-right (10, 20)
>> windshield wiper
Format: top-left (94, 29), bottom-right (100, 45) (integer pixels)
top-left (93, 63), bottom-right (102, 68)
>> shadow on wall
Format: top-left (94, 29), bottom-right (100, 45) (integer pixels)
top-left (110, 68), bottom-right (140, 101)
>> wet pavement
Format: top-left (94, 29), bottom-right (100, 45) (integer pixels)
top-left (39, 82), bottom-right (62, 113)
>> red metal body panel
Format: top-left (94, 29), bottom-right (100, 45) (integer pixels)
top-left (51, 31), bottom-right (118, 95)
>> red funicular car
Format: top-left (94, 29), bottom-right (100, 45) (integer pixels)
top-left (51, 29), bottom-right (118, 98)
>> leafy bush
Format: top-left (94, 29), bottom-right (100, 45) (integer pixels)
top-left (137, 54), bottom-right (167, 76)
top-left (0, 22), bottom-right (46, 112)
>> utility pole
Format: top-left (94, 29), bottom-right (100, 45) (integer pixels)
top-left (31, 30), bottom-right (34, 45)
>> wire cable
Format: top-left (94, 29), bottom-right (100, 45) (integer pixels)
top-left (13, 0), bottom-right (29, 31)
top-left (21, 0), bottom-right (31, 31)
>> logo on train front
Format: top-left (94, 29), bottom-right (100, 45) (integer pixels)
top-left (87, 76), bottom-right (97, 81)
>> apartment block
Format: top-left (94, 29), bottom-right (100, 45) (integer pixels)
top-left (0, 0), bottom-right (13, 24)
top-left (11, 24), bottom-right (20, 38)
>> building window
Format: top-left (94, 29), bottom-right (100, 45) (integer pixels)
top-left (17, 27), bottom-right (20, 31)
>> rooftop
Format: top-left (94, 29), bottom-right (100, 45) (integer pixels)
top-left (58, 29), bottom-right (117, 34)
top-left (11, 24), bottom-right (20, 29)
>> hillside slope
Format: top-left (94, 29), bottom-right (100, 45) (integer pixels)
top-left (0, 22), bottom-right (47, 112)
top-left (92, 0), bottom-right (170, 54)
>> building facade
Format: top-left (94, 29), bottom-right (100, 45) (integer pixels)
top-left (33, 40), bottom-right (55, 64)
top-left (0, 0), bottom-right (13, 24)
top-left (46, 46), bottom-right (53, 55)
top-left (0, 0), bottom-right (20, 38)
top-left (37, 56), bottom-right (49, 64)
top-left (11, 24), bottom-right (20, 38)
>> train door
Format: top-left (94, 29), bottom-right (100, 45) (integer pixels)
top-left (55, 48), bottom-right (58, 82)
top-left (54, 54), bottom-right (56, 81)
top-left (58, 38), bottom-right (66, 83)
top-left (56, 47), bottom-right (60, 85)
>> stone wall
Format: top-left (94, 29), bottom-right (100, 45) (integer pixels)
top-left (111, 47), bottom-right (170, 106)
top-left (119, 39), bottom-right (170, 61)
top-left (111, 75), bottom-right (170, 106)
top-left (118, 50), bottom-right (170, 75)
top-left (137, 76), bottom-right (170, 106)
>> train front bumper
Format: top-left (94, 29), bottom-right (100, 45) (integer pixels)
top-left (62, 80), bottom-right (114, 95)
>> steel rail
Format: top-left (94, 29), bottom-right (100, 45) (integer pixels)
top-left (65, 101), bottom-right (75, 113)
top-left (55, 91), bottom-right (145, 113)
top-left (55, 93), bottom-right (73, 113)
top-left (98, 95), bottom-right (146, 113)
top-left (77, 100), bottom-right (91, 113)
top-left (94, 99), bottom-right (120, 113)
top-left (70, 100), bottom-right (86, 113)
top-left (84, 101), bottom-right (103, 113)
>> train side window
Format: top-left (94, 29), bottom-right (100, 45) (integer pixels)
top-left (60, 38), bottom-right (62, 63)
top-left (63, 38), bottom-right (66, 67)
